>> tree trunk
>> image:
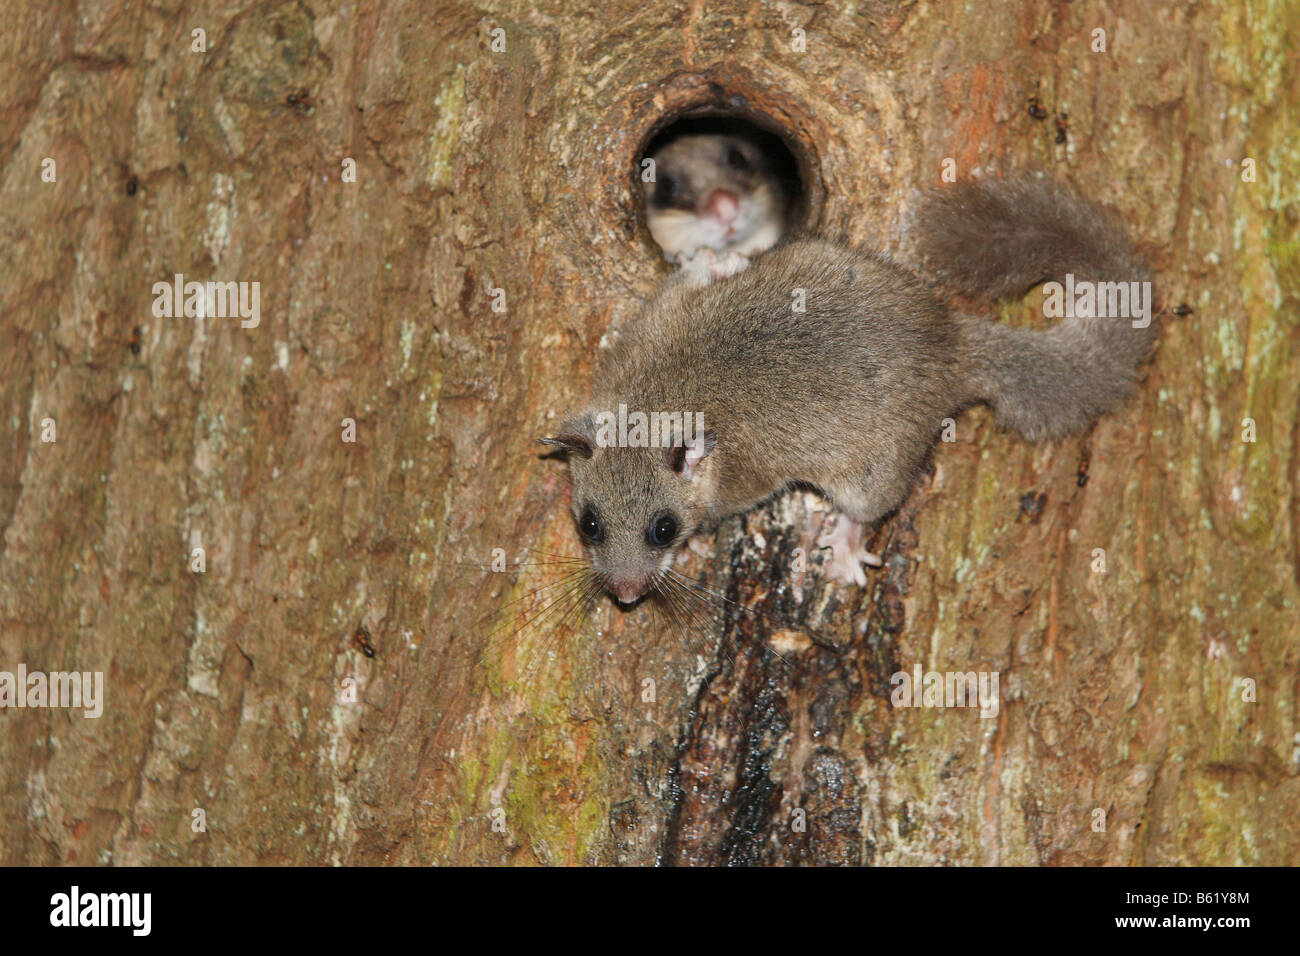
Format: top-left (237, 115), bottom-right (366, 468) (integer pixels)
top-left (1, 0), bottom-right (1296, 865)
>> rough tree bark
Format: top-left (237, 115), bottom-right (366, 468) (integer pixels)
top-left (1, 1), bottom-right (1296, 865)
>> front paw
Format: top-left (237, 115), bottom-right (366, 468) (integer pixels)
top-left (816, 515), bottom-right (882, 586)
top-left (707, 250), bottom-right (751, 279)
top-left (677, 247), bottom-right (752, 282)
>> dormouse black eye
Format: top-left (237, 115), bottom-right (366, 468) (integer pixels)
top-left (647, 512), bottom-right (678, 548)
top-left (579, 507), bottom-right (604, 543)
top-left (724, 145), bottom-right (751, 172)
top-left (654, 173), bottom-right (680, 204)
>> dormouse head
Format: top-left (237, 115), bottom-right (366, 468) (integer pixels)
top-left (642, 133), bottom-right (784, 260)
top-left (540, 412), bottom-right (717, 604)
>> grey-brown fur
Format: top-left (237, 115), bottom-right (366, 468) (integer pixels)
top-left (544, 176), bottom-right (1157, 601)
top-left (917, 176), bottom-right (1156, 440)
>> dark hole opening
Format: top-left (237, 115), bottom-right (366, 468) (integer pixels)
top-left (637, 115), bottom-right (805, 264)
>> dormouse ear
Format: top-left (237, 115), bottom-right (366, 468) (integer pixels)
top-left (538, 415), bottom-right (594, 459)
top-left (538, 434), bottom-right (591, 458)
top-left (667, 429), bottom-right (716, 481)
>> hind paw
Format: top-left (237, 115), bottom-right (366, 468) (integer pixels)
top-left (816, 515), bottom-right (882, 586)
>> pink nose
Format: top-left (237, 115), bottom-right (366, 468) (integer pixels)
top-left (703, 189), bottom-right (740, 225)
top-left (608, 578), bottom-right (645, 604)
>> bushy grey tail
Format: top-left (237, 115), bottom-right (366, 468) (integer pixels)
top-left (916, 176), bottom-right (1157, 441)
